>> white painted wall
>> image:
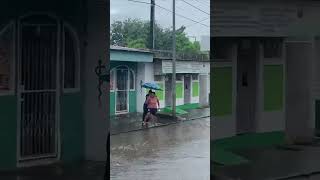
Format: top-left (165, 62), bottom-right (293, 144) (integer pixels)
top-left (84, 0), bottom-right (108, 161)
top-left (136, 63), bottom-right (146, 113)
top-left (176, 79), bottom-right (184, 106)
top-left (136, 62), bottom-right (154, 113)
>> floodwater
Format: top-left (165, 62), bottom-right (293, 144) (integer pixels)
top-left (110, 117), bottom-right (210, 180)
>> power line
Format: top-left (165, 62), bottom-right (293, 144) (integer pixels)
top-left (189, 0), bottom-right (210, 8)
top-left (127, 0), bottom-right (209, 28)
top-left (179, 0), bottom-right (209, 15)
top-left (155, 4), bottom-right (209, 27)
top-left (185, 17), bottom-right (209, 28)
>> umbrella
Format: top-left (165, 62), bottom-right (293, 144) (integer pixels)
top-left (142, 82), bottom-right (163, 91)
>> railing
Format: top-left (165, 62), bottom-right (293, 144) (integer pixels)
top-left (152, 50), bottom-right (210, 61)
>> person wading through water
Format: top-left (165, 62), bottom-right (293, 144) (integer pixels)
top-left (143, 90), bottom-right (153, 122)
top-left (143, 90), bottom-right (160, 125)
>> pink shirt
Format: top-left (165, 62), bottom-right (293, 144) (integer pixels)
top-left (146, 96), bottom-right (160, 109)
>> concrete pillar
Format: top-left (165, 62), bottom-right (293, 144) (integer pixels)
top-left (199, 74), bottom-right (209, 106)
top-left (285, 41), bottom-right (314, 144)
top-left (83, 0), bottom-right (108, 161)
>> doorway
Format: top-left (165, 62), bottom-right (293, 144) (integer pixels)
top-left (18, 15), bottom-right (60, 161)
top-left (115, 67), bottom-right (129, 114)
top-left (184, 74), bottom-right (191, 104)
top-left (236, 39), bottom-right (258, 134)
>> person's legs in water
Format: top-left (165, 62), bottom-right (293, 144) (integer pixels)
top-left (149, 108), bottom-right (158, 123)
top-left (142, 103), bottom-right (148, 121)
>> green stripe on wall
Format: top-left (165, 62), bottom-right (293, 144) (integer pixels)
top-left (157, 83), bottom-right (164, 100)
top-left (110, 92), bottom-right (115, 115)
top-left (192, 82), bottom-right (199, 97)
top-left (212, 67), bottom-right (233, 116)
top-left (315, 100), bottom-right (320, 135)
top-left (61, 93), bottom-right (84, 162)
top-left (129, 91), bottom-right (136, 112)
top-left (176, 82), bottom-right (183, 99)
top-left (0, 95), bottom-right (17, 170)
top-left (264, 65), bottom-right (284, 111)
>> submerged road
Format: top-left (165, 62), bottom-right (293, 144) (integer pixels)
top-left (110, 117), bottom-right (210, 180)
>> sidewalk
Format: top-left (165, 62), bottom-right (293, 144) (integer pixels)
top-left (213, 134), bottom-right (320, 180)
top-left (110, 107), bottom-right (210, 135)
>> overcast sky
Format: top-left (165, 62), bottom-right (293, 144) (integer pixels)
top-left (110, 0), bottom-right (210, 41)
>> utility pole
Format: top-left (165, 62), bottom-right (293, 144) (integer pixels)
top-left (172, 0), bottom-right (176, 119)
top-left (150, 0), bottom-right (155, 49)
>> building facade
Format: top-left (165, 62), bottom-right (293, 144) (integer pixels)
top-left (110, 47), bottom-right (210, 116)
top-left (110, 46), bottom-right (154, 115)
top-left (0, 0), bottom-right (108, 170)
top-left (211, 0), bottom-right (320, 142)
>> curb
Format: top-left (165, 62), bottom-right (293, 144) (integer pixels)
top-left (110, 115), bottom-right (210, 136)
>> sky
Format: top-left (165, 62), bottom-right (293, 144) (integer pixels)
top-left (110, 0), bottom-right (210, 42)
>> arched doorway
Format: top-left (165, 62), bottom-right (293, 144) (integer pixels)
top-left (15, 13), bottom-right (80, 164)
top-left (111, 66), bottom-right (135, 114)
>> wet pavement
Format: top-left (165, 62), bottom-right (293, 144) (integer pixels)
top-left (110, 117), bottom-right (210, 180)
top-left (110, 108), bottom-right (210, 135)
top-left (214, 144), bottom-right (320, 180)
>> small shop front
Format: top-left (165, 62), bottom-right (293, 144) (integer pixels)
top-left (154, 59), bottom-right (210, 108)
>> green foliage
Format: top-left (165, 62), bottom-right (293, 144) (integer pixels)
top-left (110, 18), bottom-right (201, 54)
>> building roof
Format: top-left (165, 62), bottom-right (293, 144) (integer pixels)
top-left (110, 45), bottom-right (152, 54)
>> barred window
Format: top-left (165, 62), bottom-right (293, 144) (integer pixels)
top-left (129, 70), bottom-right (135, 90)
top-left (63, 25), bottom-right (80, 90)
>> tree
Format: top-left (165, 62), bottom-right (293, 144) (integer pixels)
top-left (110, 18), bottom-right (201, 54)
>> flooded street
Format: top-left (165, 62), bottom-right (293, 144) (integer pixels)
top-left (110, 117), bottom-right (210, 180)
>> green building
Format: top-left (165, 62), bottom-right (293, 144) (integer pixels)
top-left (212, 0), bottom-right (320, 143)
top-left (0, 0), bottom-right (108, 170)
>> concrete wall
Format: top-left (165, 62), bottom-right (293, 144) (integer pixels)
top-left (285, 41), bottom-right (314, 141)
top-left (136, 62), bottom-right (154, 113)
top-left (83, 0), bottom-right (108, 161)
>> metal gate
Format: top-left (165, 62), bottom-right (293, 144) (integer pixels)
top-left (18, 21), bottom-right (59, 161)
top-left (116, 67), bottom-right (129, 114)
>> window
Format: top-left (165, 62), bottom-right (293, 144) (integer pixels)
top-left (63, 25), bottom-right (79, 90)
top-left (263, 39), bottom-right (282, 58)
top-left (192, 74), bottom-right (199, 81)
top-left (110, 69), bottom-right (115, 91)
top-left (129, 70), bottom-right (135, 90)
top-left (0, 24), bottom-right (14, 93)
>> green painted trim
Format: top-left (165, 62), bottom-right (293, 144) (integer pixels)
top-left (315, 100), bottom-right (320, 134)
top-left (176, 82), bottom-right (183, 99)
top-left (0, 95), bottom-right (17, 169)
top-left (212, 67), bottom-right (233, 116)
top-left (157, 83), bottom-right (164, 100)
top-left (110, 49), bottom-right (153, 62)
top-left (60, 93), bottom-right (84, 162)
top-left (264, 65), bottom-right (284, 111)
top-left (110, 92), bottom-right (115, 115)
top-left (129, 91), bottom-right (136, 112)
top-left (192, 82), bottom-right (199, 97)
